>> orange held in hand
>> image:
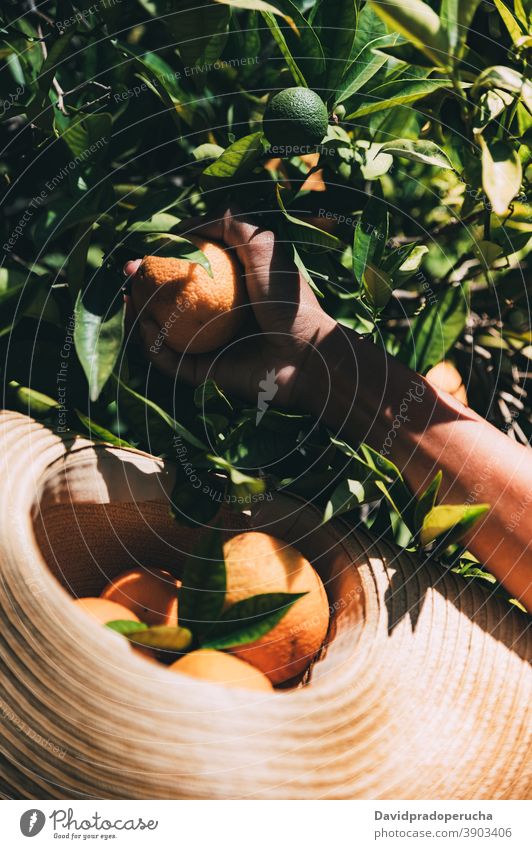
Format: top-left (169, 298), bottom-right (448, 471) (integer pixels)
top-left (169, 649), bottom-right (273, 692)
top-left (132, 236), bottom-right (247, 353)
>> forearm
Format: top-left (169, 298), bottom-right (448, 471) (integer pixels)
top-left (306, 323), bottom-right (532, 610)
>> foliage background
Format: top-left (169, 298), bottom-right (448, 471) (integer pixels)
top-left (0, 0), bottom-right (530, 578)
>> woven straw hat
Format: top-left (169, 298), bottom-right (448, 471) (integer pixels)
top-left (0, 410), bottom-right (530, 799)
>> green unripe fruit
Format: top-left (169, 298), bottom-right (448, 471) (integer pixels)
top-left (263, 87), bottom-right (329, 150)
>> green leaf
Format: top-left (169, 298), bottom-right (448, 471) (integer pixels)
top-left (125, 188), bottom-right (184, 227)
top-left (228, 469), bottom-right (266, 500)
top-left (377, 139), bottom-right (454, 169)
top-left (61, 113), bottom-right (111, 166)
top-left (128, 625), bottom-right (193, 651)
top-left (473, 240), bottom-right (503, 267)
top-left (440, 0), bottom-right (482, 61)
top-left (480, 137), bottom-right (522, 217)
top-left (472, 66), bottom-right (532, 112)
top-left (261, 11), bottom-right (307, 86)
top-left (353, 196), bottom-right (388, 284)
top-left (201, 132), bottom-right (265, 189)
top-left (178, 529), bottom-right (227, 640)
top-left (214, 0), bottom-right (297, 28)
top-left (7, 381), bottom-right (58, 418)
top-left (363, 263), bottom-right (393, 310)
top-left (169, 475), bottom-right (222, 528)
top-left (492, 0), bottom-right (524, 45)
top-left (335, 3), bottom-right (402, 106)
top-left (323, 477), bottom-right (382, 522)
top-left (202, 592), bottom-right (306, 649)
top-left (359, 142), bottom-right (394, 180)
top-left (513, 0), bottom-right (528, 28)
top-left (335, 33), bottom-right (400, 105)
top-left (360, 444), bottom-right (416, 531)
top-left (166, 2), bottom-right (230, 68)
top-left (192, 143), bottom-right (226, 162)
top-left (451, 561), bottom-right (497, 584)
top-left (358, 443), bottom-right (404, 482)
top-left (114, 42), bottom-right (193, 127)
top-left (260, 0), bottom-right (326, 88)
top-left (345, 77), bottom-right (451, 119)
top-left (126, 213), bottom-right (182, 235)
top-left (74, 410), bottom-right (134, 448)
top-left (419, 504), bottom-right (490, 547)
top-left (414, 470), bottom-right (442, 532)
top-left (105, 620), bottom-right (149, 636)
top-left (74, 269), bottom-right (125, 403)
top-left (348, 1), bottom-right (385, 57)
top-left (407, 285), bottom-right (468, 373)
top-left (194, 379), bottom-right (233, 413)
top-left (208, 455), bottom-right (266, 499)
top-left (310, 0), bottom-right (358, 93)
top-left (369, 0), bottom-right (449, 68)
top-left (397, 245), bottom-right (429, 275)
top-left (0, 267), bottom-right (42, 336)
top-left (275, 185), bottom-right (343, 252)
top-left (115, 376), bottom-right (207, 451)
top-left (130, 233), bottom-right (212, 276)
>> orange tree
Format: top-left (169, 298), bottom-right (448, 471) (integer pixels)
top-left (0, 1), bottom-right (530, 589)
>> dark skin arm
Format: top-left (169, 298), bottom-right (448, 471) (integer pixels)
top-left (125, 209), bottom-right (532, 611)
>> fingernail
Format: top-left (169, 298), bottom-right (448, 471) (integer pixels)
top-left (123, 259), bottom-right (142, 277)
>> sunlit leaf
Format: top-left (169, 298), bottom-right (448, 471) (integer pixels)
top-left (201, 132), bottom-right (265, 189)
top-left (420, 504), bottom-right (490, 547)
top-left (353, 195), bottom-right (388, 284)
top-left (407, 285), bottom-right (468, 373)
top-left (378, 139), bottom-right (454, 169)
top-left (369, 0), bottom-right (449, 67)
top-left (414, 470), bottom-right (442, 532)
top-left (480, 136), bottom-right (522, 217)
top-left (74, 267), bottom-right (125, 402)
top-left (363, 263), bottom-right (393, 310)
top-left (129, 625), bottom-right (193, 651)
top-left (345, 77), bottom-right (451, 119)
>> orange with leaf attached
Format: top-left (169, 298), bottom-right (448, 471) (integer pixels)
top-left (132, 236), bottom-right (247, 353)
top-left (221, 533), bottom-right (330, 685)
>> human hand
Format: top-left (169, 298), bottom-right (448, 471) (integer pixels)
top-left (125, 208), bottom-right (337, 413)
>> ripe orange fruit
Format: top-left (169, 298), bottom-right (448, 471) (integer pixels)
top-left (426, 361), bottom-right (468, 405)
top-left (132, 236), bottom-right (247, 353)
top-left (100, 568), bottom-right (179, 626)
top-left (169, 649), bottom-right (273, 692)
top-left (222, 533), bottom-right (329, 685)
top-left (72, 597), bottom-right (140, 624)
top-left (73, 597), bottom-right (162, 663)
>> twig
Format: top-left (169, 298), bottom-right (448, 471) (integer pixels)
top-left (38, 22), bottom-right (67, 115)
top-left (389, 209), bottom-right (482, 247)
top-left (28, 0), bottom-right (54, 26)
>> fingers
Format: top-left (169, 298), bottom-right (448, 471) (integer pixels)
top-left (139, 318), bottom-right (187, 377)
top-left (123, 259), bottom-right (142, 277)
top-left (139, 317), bottom-right (214, 387)
top-left (185, 208), bottom-right (290, 277)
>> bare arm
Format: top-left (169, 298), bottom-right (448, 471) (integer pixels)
top-left (130, 210), bottom-right (532, 610)
top-left (304, 325), bottom-right (532, 610)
